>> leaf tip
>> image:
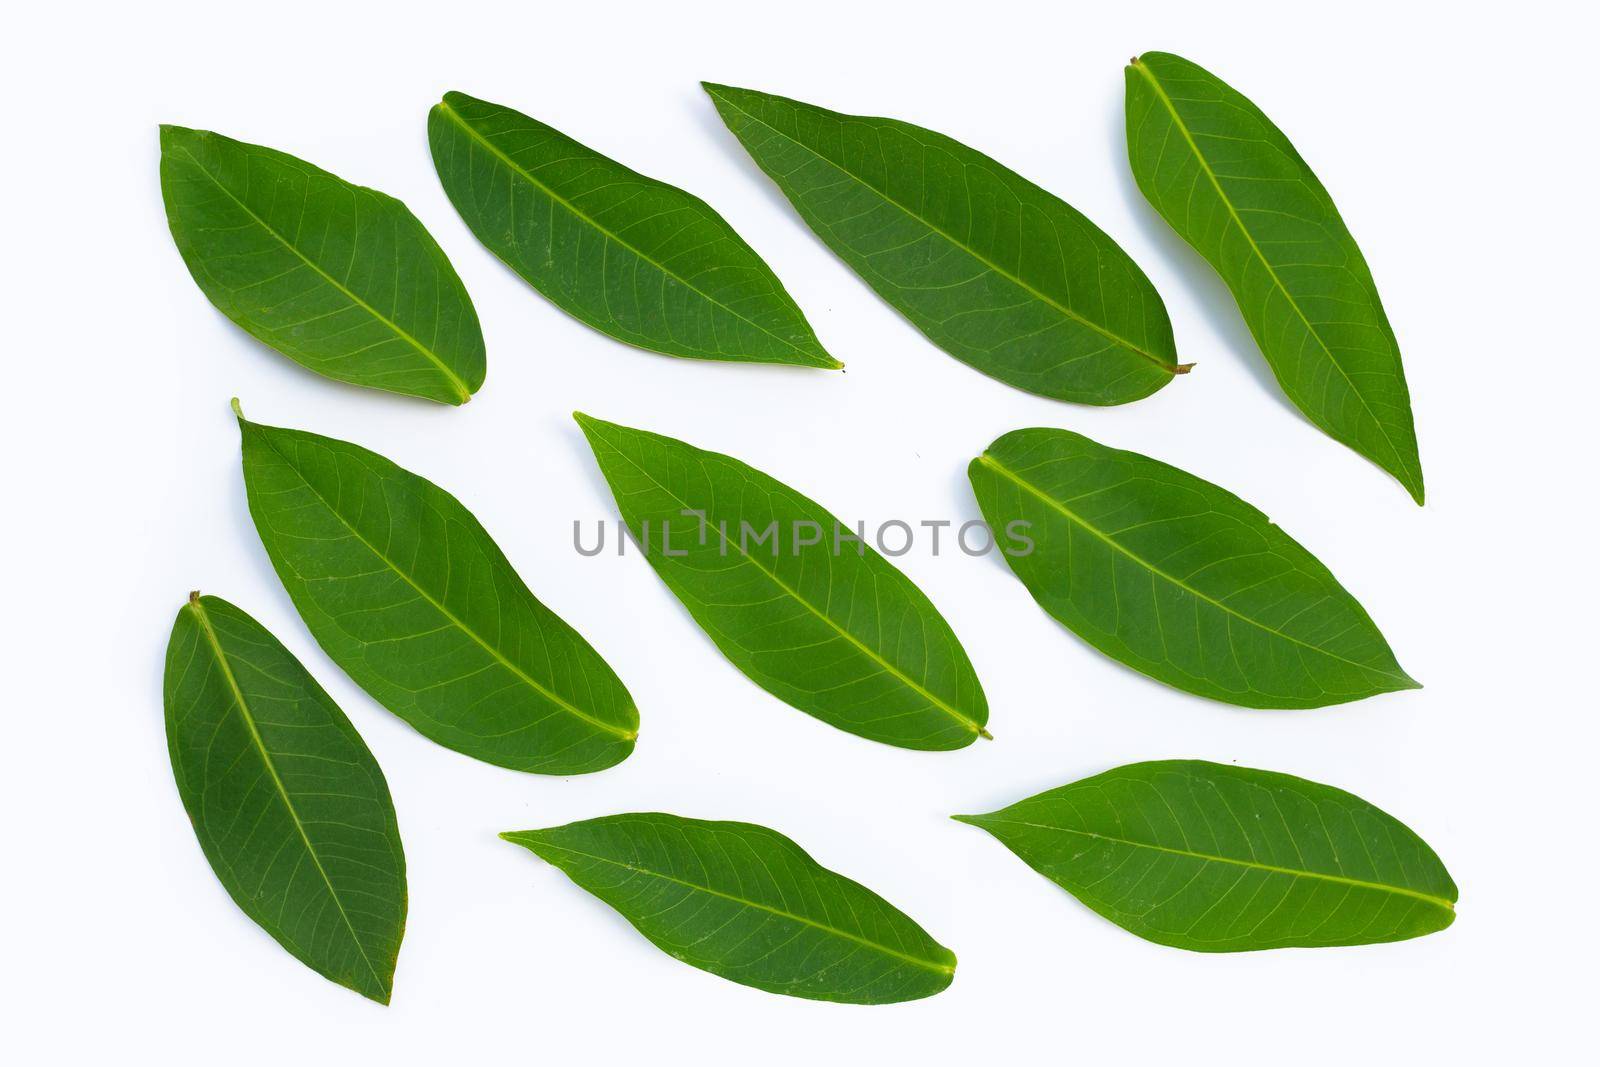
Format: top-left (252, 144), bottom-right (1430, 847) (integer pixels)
top-left (572, 411), bottom-right (619, 439)
top-left (188, 589), bottom-right (201, 606)
top-left (1173, 361), bottom-right (1195, 375)
top-left (977, 726), bottom-right (994, 740)
top-left (229, 396), bottom-right (244, 420)
top-left (701, 81), bottom-right (752, 107)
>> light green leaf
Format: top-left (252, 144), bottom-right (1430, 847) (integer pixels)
top-left (969, 427), bottom-right (1416, 708)
top-left (1125, 52), bottom-right (1423, 502)
top-left (236, 403), bottom-right (637, 773)
top-left (504, 813), bottom-right (955, 1002)
top-left (160, 126), bottom-right (483, 404)
top-left (427, 92), bottom-right (837, 369)
top-left (576, 413), bottom-right (988, 749)
top-left (956, 760), bottom-right (1457, 951)
top-left (163, 592), bottom-right (406, 1002)
top-left (703, 83), bottom-right (1184, 405)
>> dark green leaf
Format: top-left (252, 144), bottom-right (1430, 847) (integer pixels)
top-left (703, 83), bottom-right (1184, 405)
top-left (427, 92), bottom-right (837, 369)
top-left (969, 427), bottom-right (1416, 708)
top-left (163, 592), bottom-right (406, 1002)
top-left (160, 126), bottom-right (483, 404)
top-left (236, 403), bottom-right (637, 773)
top-left (576, 413), bottom-right (987, 749)
top-left (956, 760), bottom-right (1456, 951)
top-left (1125, 52), bottom-right (1423, 502)
top-left (504, 813), bottom-right (955, 1002)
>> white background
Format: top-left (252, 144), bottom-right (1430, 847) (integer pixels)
top-left (5, 1), bottom-right (1595, 1062)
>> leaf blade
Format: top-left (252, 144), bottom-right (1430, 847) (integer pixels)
top-left (163, 593), bottom-right (406, 1002)
top-left (957, 760), bottom-right (1456, 951)
top-left (704, 83), bottom-right (1181, 404)
top-left (504, 812), bottom-right (955, 1003)
top-left (969, 427), bottom-right (1415, 708)
top-left (427, 92), bottom-right (836, 369)
top-left (159, 126), bottom-right (483, 404)
top-left (576, 412), bottom-right (987, 749)
top-left (236, 406), bottom-right (637, 773)
top-left (1124, 52), bottom-right (1423, 501)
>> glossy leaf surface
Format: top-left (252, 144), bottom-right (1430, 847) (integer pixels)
top-left (704, 83), bottom-right (1182, 404)
top-left (160, 126), bottom-right (483, 404)
top-left (163, 593), bottom-right (406, 1002)
top-left (577, 413), bottom-right (987, 749)
top-left (237, 405), bottom-right (637, 773)
top-left (428, 92), bottom-right (836, 369)
top-left (969, 427), bottom-right (1416, 708)
top-left (504, 813), bottom-right (955, 1002)
top-left (957, 760), bottom-right (1457, 951)
top-left (1125, 52), bottom-right (1423, 501)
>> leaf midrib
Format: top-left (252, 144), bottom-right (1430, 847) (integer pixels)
top-left (976, 452), bottom-right (1412, 685)
top-left (433, 99), bottom-right (836, 368)
top-left (173, 144), bottom-right (472, 403)
top-left (186, 596), bottom-right (389, 993)
top-left (706, 86), bottom-right (1177, 375)
top-left (517, 836), bottom-right (955, 975)
top-left (963, 814), bottom-right (1455, 912)
top-left (590, 427), bottom-right (986, 738)
top-left (1129, 60), bottom-right (1415, 491)
top-left (252, 427), bottom-right (635, 742)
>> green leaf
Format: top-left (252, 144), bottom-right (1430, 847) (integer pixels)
top-left (1125, 52), bottom-right (1423, 502)
top-left (956, 760), bottom-right (1457, 952)
top-left (163, 592), bottom-right (406, 1002)
top-left (236, 402), bottom-right (637, 773)
top-left (160, 126), bottom-right (483, 405)
top-left (427, 92), bottom-right (837, 370)
top-left (969, 427), bottom-right (1416, 708)
top-left (703, 83), bottom-right (1184, 405)
top-left (503, 813), bottom-right (955, 1002)
top-left (576, 413), bottom-right (988, 749)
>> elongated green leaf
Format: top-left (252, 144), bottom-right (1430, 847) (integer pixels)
top-left (427, 92), bottom-right (836, 369)
top-left (236, 403), bottom-right (637, 773)
top-left (504, 812), bottom-right (955, 1002)
top-left (957, 760), bottom-right (1457, 951)
top-left (969, 427), bottom-right (1416, 708)
top-left (163, 592), bottom-right (406, 1002)
top-left (703, 83), bottom-right (1184, 404)
top-left (577, 413), bottom-right (987, 749)
top-left (160, 126), bottom-right (483, 404)
top-left (1125, 52), bottom-right (1423, 502)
